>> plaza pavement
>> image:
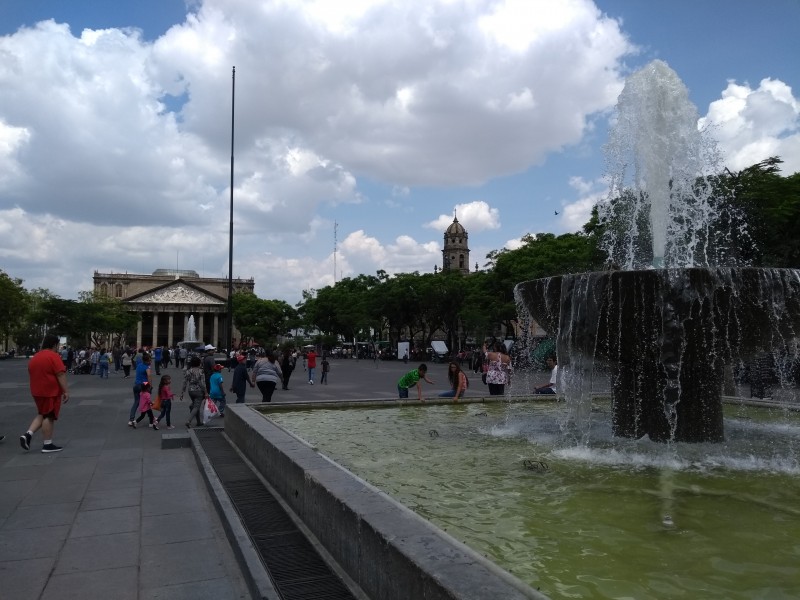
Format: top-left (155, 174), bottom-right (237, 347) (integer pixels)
top-left (0, 355), bottom-right (467, 600)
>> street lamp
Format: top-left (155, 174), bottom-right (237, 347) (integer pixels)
top-left (226, 66), bottom-right (236, 355)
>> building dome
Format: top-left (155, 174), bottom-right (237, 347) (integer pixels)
top-left (445, 217), bottom-right (466, 236)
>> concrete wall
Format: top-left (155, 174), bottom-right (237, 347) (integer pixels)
top-left (225, 404), bottom-right (547, 600)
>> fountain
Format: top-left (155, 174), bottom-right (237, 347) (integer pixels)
top-left (176, 314), bottom-right (209, 353)
top-left (515, 60), bottom-right (800, 443)
top-left (212, 60), bottom-right (800, 600)
top-left (186, 315), bottom-right (197, 342)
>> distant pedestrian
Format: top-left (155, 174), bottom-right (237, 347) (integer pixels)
top-left (155, 375), bottom-right (176, 429)
top-left (209, 364), bottom-right (226, 416)
top-left (202, 346), bottom-right (216, 391)
top-left (397, 364), bottom-right (434, 401)
top-left (178, 346), bottom-right (187, 369)
top-left (133, 381), bottom-right (158, 430)
top-left (320, 357), bottom-right (330, 385)
top-left (280, 348), bottom-right (296, 390)
top-left (20, 333), bottom-right (70, 453)
top-left (153, 346), bottom-right (162, 375)
top-left (128, 353), bottom-right (152, 427)
top-left (230, 354), bottom-right (252, 403)
top-left (97, 347), bottom-right (111, 378)
top-left (89, 348), bottom-right (99, 375)
top-left (121, 349), bottom-right (132, 378)
top-left (181, 355), bottom-right (207, 428)
top-left (306, 349), bottom-right (317, 384)
top-left (250, 350), bottom-right (283, 402)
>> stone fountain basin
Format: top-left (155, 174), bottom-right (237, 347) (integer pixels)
top-left (515, 267), bottom-right (800, 442)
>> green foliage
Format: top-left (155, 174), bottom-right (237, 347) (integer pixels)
top-left (232, 291), bottom-right (297, 346)
top-left (719, 157), bottom-right (800, 267)
top-left (0, 270), bottom-right (28, 344)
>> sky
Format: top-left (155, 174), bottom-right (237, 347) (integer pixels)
top-left (1, 0), bottom-right (798, 305)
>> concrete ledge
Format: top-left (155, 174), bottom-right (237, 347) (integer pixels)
top-left (160, 432), bottom-right (191, 449)
top-left (225, 404), bottom-right (547, 600)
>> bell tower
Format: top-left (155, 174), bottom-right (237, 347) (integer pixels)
top-left (442, 212), bottom-right (470, 274)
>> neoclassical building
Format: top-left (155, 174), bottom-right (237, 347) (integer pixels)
top-left (93, 269), bottom-right (255, 349)
top-left (442, 215), bottom-right (471, 274)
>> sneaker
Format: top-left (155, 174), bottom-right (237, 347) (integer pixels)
top-left (167, 425), bottom-right (175, 430)
top-left (151, 424), bottom-right (159, 431)
top-left (20, 432), bottom-right (31, 451)
top-left (41, 443), bottom-right (63, 453)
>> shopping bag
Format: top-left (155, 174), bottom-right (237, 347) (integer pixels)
top-left (202, 397), bottom-right (220, 424)
top-left (151, 393), bottom-right (162, 411)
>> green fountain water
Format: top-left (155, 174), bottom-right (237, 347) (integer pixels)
top-left (267, 401), bottom-right (800, 600)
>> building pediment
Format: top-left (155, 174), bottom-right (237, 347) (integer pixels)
top-left (126, 281), bottom-right (225, 305)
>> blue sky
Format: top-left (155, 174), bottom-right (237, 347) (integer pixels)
top-left (0, 0), bottom-right (798, 304)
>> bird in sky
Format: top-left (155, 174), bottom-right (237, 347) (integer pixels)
top-left (554, 210), bottom-right (559, 216)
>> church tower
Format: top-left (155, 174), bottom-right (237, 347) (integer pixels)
top-left (442, 214), bottom-right (470, 274)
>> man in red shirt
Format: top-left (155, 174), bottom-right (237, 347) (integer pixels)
top-left (20, 333), bottom-right (70, 453)
top-left (306, 349), bottom-right (317, 385)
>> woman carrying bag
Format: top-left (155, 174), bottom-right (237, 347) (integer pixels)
top-left (180, 355), bottom-right (208, 428)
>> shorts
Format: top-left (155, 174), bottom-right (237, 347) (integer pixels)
top-left (33, 395), bottom-right (62, 420)
top-left (398, 385), bottom-right (409, 398)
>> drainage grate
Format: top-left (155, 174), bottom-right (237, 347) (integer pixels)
top-left (194, 429), bottom-right (358, 600)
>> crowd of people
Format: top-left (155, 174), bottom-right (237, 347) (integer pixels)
top-left (11, 335), bottom-right (559, 453)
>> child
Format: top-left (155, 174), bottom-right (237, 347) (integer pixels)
top-left (320, 356), bottom-right (330, 385)
top-left (155, 375), bottom-right (176, 429)
top-left (397, 364), bottom-right (434, 401)
top-left (134, 381), bottom-right (158, 430)
top-left (209, 363), bottom-right (226, 416)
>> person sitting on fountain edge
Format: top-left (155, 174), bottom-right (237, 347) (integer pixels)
top-left (397, 364), bottom-right (434, 401)
top-left (534, 357), bottom-right (558, 395)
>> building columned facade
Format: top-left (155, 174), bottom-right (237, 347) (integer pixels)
top-left (442, 215), bottom-right (470, 274)
top-left (93, 269), bottom-right (255, 350)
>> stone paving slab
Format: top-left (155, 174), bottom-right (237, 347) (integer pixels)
top-left (0, 359), bottom-right (255, 600)
top-left (0, 356), bottom-right (478, 599)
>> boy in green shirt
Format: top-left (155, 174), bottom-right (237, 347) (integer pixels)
top-left (397, 364), bottom-right (434, 401)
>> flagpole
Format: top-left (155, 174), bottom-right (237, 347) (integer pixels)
top-left (226, 66), bottom-right (235, 355)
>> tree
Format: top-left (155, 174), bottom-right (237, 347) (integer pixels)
top-left (76, 292), bottom-right (139, 348)
top-left (233, 292), bottom-right (297, 346)
top-left (719, 157), bottom-right (800, 267)
top-left (0, 270), bottom-right (28, 348)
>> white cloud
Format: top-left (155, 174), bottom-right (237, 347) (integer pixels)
top-left (559, 175), bottom-right (607, 231)
top-left (701, 78), bottom-right (800, 174)
top-left (6, 0), bottom-right (797, 310)
top-left (425, 200), bottom-right (501, 233)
